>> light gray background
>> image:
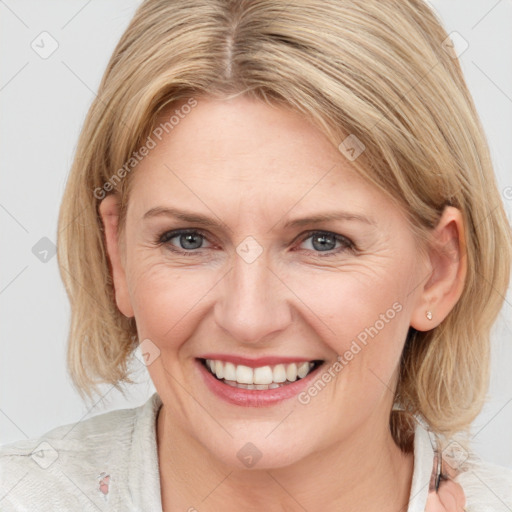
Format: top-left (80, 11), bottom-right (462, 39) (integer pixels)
top-left (1, 1), bottom-right (511, 469)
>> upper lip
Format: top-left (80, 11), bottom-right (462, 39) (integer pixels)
top-left (197, 354), bottom-right (323, 368)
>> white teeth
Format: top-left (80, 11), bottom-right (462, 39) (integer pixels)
top-left (286, 363), bottom-right (298, 382)
top-left (236, 365), bottom-right (253, 384)
top-left (297, 362), bottom-right (310, 379)
top-left (204, 358), bottom-right (319, 386)
top-left (214, 360), bottom-right (224, 379)
top-left (272, 364), bottom-right (287, 383)
top-left (223, 362), bottom-right (236, 381)
top-left (253, 366), bottom-right (273, 385)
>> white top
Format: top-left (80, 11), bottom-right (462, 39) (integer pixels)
top-left (1, 392), bottom-right (511, 511)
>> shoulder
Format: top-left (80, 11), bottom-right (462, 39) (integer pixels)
top-left (456, 457), bottom-right (512, 511)
top-left (0, 393), bottom-right (161, 511)
top-left (409, 421), bottom-right (512, 512)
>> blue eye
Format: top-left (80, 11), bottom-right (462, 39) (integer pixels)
top-left (297, 230), bottom-right (354, 257)
top-left (158, 229), bottom-right (210, 256)
top-left (156, 229), bottom-right (355, 257)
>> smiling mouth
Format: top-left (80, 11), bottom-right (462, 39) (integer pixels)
top-left (199, 358), bottom-right (324, 390)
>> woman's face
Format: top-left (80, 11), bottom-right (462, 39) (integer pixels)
top-left (109, 96), bottom-right (431, 468)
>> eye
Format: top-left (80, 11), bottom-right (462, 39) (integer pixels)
top-left (156, 228), bottom-right (355, 258)
top-left (297, 230), bottom-right (354, 257)
top-left (157, 229), bottom-right (212, 256)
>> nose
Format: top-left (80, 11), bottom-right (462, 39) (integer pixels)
top-left (214, 242), bottom-right (292, 345)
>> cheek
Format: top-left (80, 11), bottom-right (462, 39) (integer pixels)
top-left (126, 260), bottom-right (218, 345)
top-left (287, 258), bottom-right (415, 371)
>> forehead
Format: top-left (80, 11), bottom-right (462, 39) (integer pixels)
top-left (128, 96), bottom-right (393, 222)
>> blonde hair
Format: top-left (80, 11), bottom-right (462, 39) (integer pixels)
top-left (57, 0), bottom-right (512, 442)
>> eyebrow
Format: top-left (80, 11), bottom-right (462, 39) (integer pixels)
top-left (142, 206), bottom-right (376, 229)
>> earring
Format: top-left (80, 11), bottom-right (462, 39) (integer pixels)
top-left (426, 310), bottom-right (433, 321)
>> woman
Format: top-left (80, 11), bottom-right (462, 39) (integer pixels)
top-left (1, 0), bottom-right (511, 510)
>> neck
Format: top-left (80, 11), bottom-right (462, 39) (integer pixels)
top-left (156, 406), bottom-right (414, 512)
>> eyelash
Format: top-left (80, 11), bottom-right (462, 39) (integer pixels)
top-left (155, 228), bottom-right (355, 258)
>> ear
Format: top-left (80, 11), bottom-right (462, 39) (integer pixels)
top-left (410, 206), bottom-right (467, 331)
top-left (98, 194), bottom-right (134, 318)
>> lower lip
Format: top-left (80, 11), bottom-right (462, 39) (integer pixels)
top-left (196, 359), bottom-right (323, 407)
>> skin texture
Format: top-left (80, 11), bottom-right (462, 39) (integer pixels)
top-left (100, 96), bottom-right (467, 511)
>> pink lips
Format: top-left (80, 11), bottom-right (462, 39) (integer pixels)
top-left (195, 357), bottom-right (323, 407)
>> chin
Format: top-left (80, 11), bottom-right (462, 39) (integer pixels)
top-left (191, 424), bottom-right (318, 471)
